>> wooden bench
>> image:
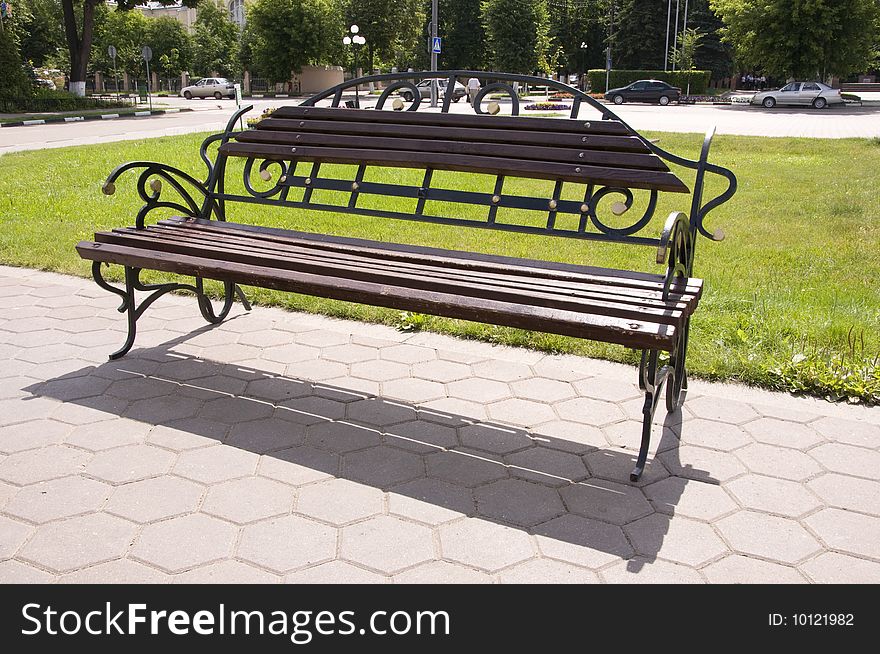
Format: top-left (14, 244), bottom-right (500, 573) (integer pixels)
top-left (76, 70), bottom-right (737, 481)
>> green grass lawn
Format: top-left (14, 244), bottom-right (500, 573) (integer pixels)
top-left (0, 132), bottom-right (878, 402)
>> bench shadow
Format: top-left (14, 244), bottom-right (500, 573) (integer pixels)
top-left (24, 330), bottom-right (716, 575)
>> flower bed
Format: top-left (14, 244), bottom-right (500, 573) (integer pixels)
top-left (523, 102), bottom-right (571, 111)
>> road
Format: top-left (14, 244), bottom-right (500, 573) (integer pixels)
top-left (2, 94), bottom-right (879, 156)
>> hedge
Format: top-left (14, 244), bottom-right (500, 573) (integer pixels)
top-left (0, 90), bottom-right (128, 114)
top-left (587, 70), bottom-right (711, 95)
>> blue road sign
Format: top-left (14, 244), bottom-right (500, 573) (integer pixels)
top-left (432, 37), bottom-right (442, 54)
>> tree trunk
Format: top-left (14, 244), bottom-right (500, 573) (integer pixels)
top-left (62, 0), bottom-right (97, 96)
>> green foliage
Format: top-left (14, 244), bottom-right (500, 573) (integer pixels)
top-left (247, 0), bottom-right (340, 83)
top-left (15, 0), bottom-right (65, 68)
top-left (481, 0), bottom-right (551, 74)
top-left (669, 27), bottom-right (704, 71)
top-left (191, 0), bottom-right (240, 77)
top-left (588, 68), bottom-right (711, 93)
top-left (711, 0), bottom-right (880, 79)
top-left (0, 18), bottom-right (33, 98)
top-left (0, 88), bottom-right (126, 112)
top-left (148, 16), bottom-right (191, 78)
top-left (548, 0), bottom-right (605, 74)
top-left (614, 0), bottom-right (668, 69)
top-left (438, 0), bottom-right (485, 70)
top-left (343, 0), bottom-right (425, 72)
top-left (689, 0), bottom-right (733, 79)
top-left (91, 3), bottom-right (149, 76)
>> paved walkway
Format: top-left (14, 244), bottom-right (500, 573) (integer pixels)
top-left (1, 265), bottom-right (878, 584)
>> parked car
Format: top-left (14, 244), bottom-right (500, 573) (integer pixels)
top-left (400, 80), bottom-right (467, 103)
top-left (180, 78), bottom-right (235, 100)
top-left (604, 80), bottom-right (681, 105)
top-left (750, 81), bottom-right (843, 109)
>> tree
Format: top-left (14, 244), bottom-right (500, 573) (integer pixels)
top-left (60, 0), bottom-right (198, 96)
top-left (90, 4), bottom-right (149, 79)
top-left (0, 16), bottom-right (34, 98)
top-left (438, 0), bottom-right (485, 70)
top-left (191, 0), bottom-right (240, 77)
top-left (690, 0), bottom-right (733, 79)
top-left (16, 0), bottom-right (65, 68)
top-left (481, 0), bottom-right (551, 74)
top-left (613, 0), bottom-right (667, 69)
top-left (247, 0), bottom-right (340, 83)
top-left (548, 0), bottom-right (606, 75)
top-left (343, 0), bottom-right (425, 74)
top-left (711, 0), bottom-right (880, 79)
top-left (148, 16), bottom-right (191, 81)
top-left (669, 27), bottom-right (704, 70)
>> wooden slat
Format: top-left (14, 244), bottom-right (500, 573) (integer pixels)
top-left (160, 217), bottom-right (703, 298)
top-left (219, 141), bottom-right (689, 194)
top-left (96, 229), bottom-right (688, 326)
top-left (145, 223), bottom-right (699, 311)
top-left (237, 129), bottom-right (669, 172)
top-left (258, 118), bottom-right (652, 154)
top-left (274, 106), bottom-right (632, 136)
top-left (76, 240), bottom-right (679, 351)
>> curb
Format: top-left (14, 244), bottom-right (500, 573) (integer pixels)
top-left (1, 107), bottom-right (193, 128)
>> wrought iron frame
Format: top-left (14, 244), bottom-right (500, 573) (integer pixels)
top-left (96, 70), bottom-right (736, 481)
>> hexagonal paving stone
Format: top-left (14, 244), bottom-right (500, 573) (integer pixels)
top-left (0, 515), bottom-right (33, 558)
top-left (201, 396), bottom-right (274, 424)
top-left (66, 419), bottom-right (151, 451)
top-left (276, 396), bottom-right (346, 425)
top-left (0, 419), bottom-right (71, 454)
top-left (306, 421), bottom-right (382, 453)
top-left (803, 508), bottom-right (880, 559)
top-left (533, 514), bottom-right (633, 569)
top-left (530, 420), bottom-right (607, 453)
top-left (238, 515), bottom-right (337, 573)
top-left (426, 448), bottom-right (508, 488)
top-left (0, 445), bottom-right (91, 485)
top-left (439, 518), bottom-right (535, 572)
top-left (0, 396), bottom-right (63, 427)
top-left (296, 330), bottom-right (350, 348)
top-left (715, 511), bottom-right (822, 564)
top-left (642, 477), bottom-right (737, 522)
top-left (572, 378), bottom-right (641, 403)
top-left (659, 445), bottom-right (748, 483)
top-left (174, 560), bottom-right (280, 584)
top-left (625, 514), bottom-right (728, 567)
top-left (285, 359), bottom-right (350, 382)
top-left (447, 378), bottom-right (511, 404)
top-left (0, 480), bottom-right (15, 510)
top-left (0, 560), bottom-right (56, 583)
top-left (380, 345), bottom-right (436, 365)
top-left (19, 513), bottom-right (137, 573)
top-left (297, 478), bottom-right (384, 525)
top-left (261, 343), bottom-right (320, 365)
top-left (800, 552), bottom-right (880, 584)
top-left (678, 419), bottom-right (753, 451)
top-left (807, 473), bottom-right (880, 516)
top-left (601, 558), bottom-right (704, 584)
top-left (245, 376), bottom-right (312, 403)
top-left (342, 446), bottom-right (424, 488)
top-left (420, 397), bottom-right (488, 423)
top-left (584, 448), bottom-right (669, 486)
top-left (105, 476), bottom-right (204, 523)
top-left (412, 360), bottom-right (471, 383)
top-left (16, 343), bottom-right (86, 364)
top-left (226, 418), bottom-right (306, 454)
top-left (459, 423), bottom-right (533, 455)
top-left (687, 396), bottom-right (759, 424)
top-left (85, 444), bottom-right (176, 484)
top-left (734, 443), bottom-right (822, 481)
top-left (510, 377), bottom-right (576, 403)
top-left (286, 561), bottom-right (387, 584)
top-left (259, 445), bottom-right (339, 486)
top-left (316, 377), bottom-right (378, 402)
top-left (132, 513), bottom-right (237, 573)
top-left (60, 559), bottom-right (172, 584)
top-left (173, 445), bottom-right (259, 483)
top-left (5, 476), bottom-right (111, 523)
top-left (147, 419), bottom-right (227, 451)
top-left (346, 398), bottom-right (417, 427)
top-left (38, 375), bottom-right (113, 402)
top-left (384, 420), bottom-right (458, 454)
top-left (381, 378), bottom-right (446, 404)
top-left (702, 555), bottom-right (806, 584)
top-left (487, 398), bottom-right (557, 428)
top-left (238, 329), bottom-right (293, 348)
top-left (322, 343), bottom-right (379, 364)
top-left (506, 447), bottom-right (588, 487)
top-left (811, 416), bottom-right (880, 448)
top-left (393, 560), bottom-right (492, 584)
top-left (743, 418), bottom-right (824, 450)
top-left (498, 558), bottom-right (599, 584)
top-left (349, 359), bottom-right (409, 383)
top-left (388, 477), bottom-right (474, 525)
top-left (725, 475), bottom-right (822, 518)
top-left (202, 476), bottom-right (295, 524)
top-left (201, 343), bottom-right (263, 363)
top-left (341, 515), bottom-right (434, 574)
top-left (808, 443), bottom-right (880, 479)
top-left (106, 376), bottom-right (174, 401)
top-left (475, 478), bottom-right (564, 528)
top-left (560, 478), bottom-right (652, 525)
top-left (555, 397), bottom-right (623, 427)
top-left (471, 360), bottom-right (532, 383)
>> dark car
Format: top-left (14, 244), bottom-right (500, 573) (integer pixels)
top-left (604, 80), bottom-right (681, 105)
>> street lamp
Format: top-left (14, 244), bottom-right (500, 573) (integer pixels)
top-left (342, 24), bottom-right (366, 106)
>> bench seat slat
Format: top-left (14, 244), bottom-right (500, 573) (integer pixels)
top-left (143, 224), bottom-right (699, 312)
top-left (219, 141), bottom-right (689, 193)
top-left (95, 228), bottom-right (690, 326)
top-left (76, 240), bottom-right (679, 351)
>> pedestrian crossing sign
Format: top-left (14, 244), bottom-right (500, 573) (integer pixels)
top-left (432, 37), bottom-right (442, 54)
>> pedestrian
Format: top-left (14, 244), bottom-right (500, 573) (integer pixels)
top-left (467, 76), bottom-right (481, 104)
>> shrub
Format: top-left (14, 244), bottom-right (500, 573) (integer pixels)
top-left (0, 89), bottom-right (128, 113)
top-left (587, 69), bottom-right (711, 94)
top-left (524, 102), bottom-right (570, 110)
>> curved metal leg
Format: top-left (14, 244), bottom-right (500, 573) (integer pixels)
top-left (632, 349), bottom-right (670, 482)
top-left (194, 278), bottom-right (251, 324)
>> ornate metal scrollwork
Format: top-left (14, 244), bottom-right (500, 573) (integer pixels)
top-left (472, 82), bottom-right (520, 116)
top-left (243, 157), bottom-right (290, 199)
top-left (587, 187), bottom-right (658, 237)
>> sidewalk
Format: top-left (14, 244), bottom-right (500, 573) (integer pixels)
top-left (0, 265), bottom-right (878, 584)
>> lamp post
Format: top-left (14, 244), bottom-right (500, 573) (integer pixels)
top-left (343, 25), bottom-right (365, 107)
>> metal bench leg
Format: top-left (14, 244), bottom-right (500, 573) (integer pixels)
top-left (632, 349), bottom-right (670, 482)
top-left (195, 278), bottom-right (251, 324)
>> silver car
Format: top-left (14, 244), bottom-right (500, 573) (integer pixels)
top-left (751, 81), bottom-right (843, 109)
top-left (180, 77), bottom-right (235, 100)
